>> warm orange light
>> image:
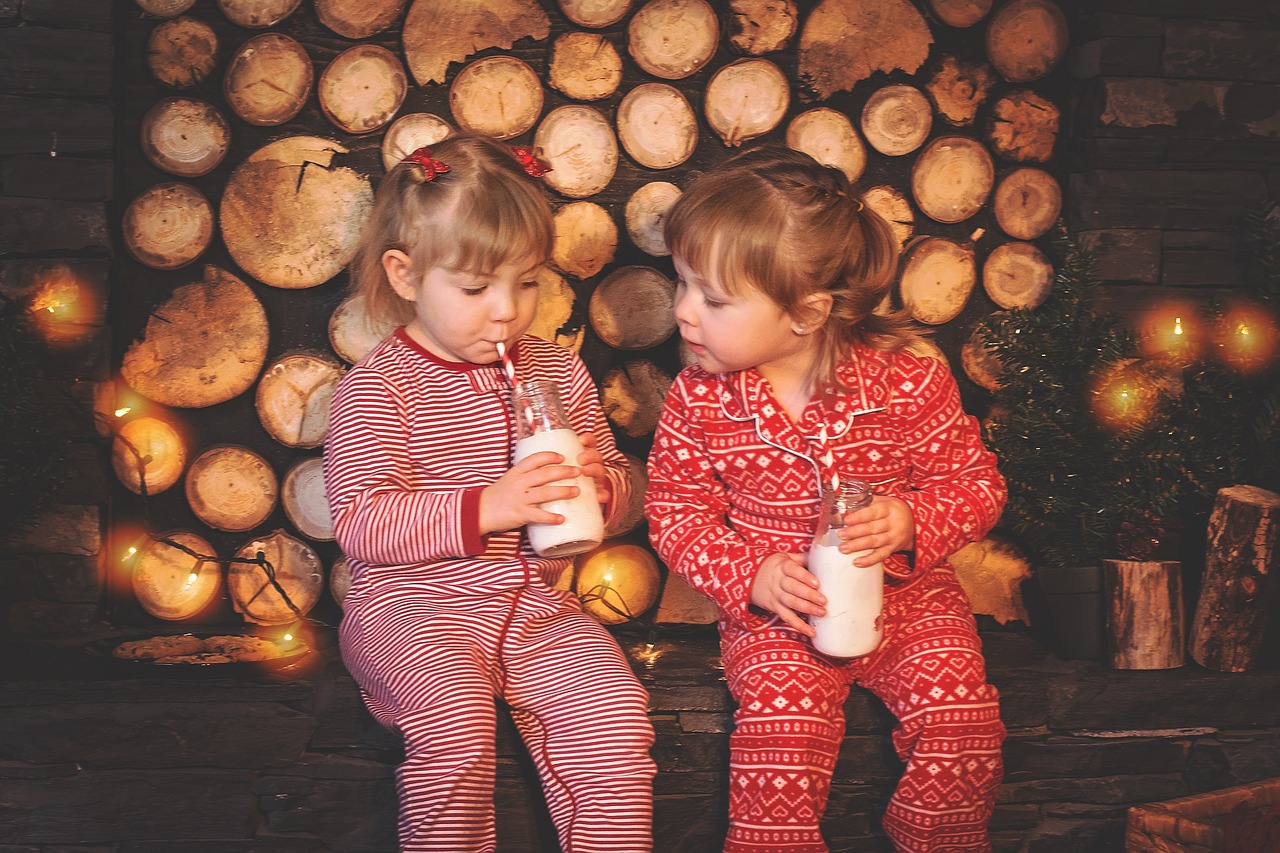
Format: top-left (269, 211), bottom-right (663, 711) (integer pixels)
top-left (1215, 302), bottom-right (1278, 373)
top-left (1137, 299), bottom-right (1204, 367)
top-left (110, 416), bottom-right (188, 494)
top-left (28, 272), bottom-right (100, 344)
top-left (1091, 361), bottom-right (1160, 432)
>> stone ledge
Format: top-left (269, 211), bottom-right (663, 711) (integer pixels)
top-left (1, 628), bottom-right (1278, 852)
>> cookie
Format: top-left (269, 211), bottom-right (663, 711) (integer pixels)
top-left (113, 634), bottom-right (206, 660)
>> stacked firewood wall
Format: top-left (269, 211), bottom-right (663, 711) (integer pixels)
top-left (106, 0), bottom-right (1074, 630)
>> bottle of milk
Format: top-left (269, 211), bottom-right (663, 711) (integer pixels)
top-left (808, 477), bottom-right (884, 658)
top-left (511, 379), bottom-right (605, 558)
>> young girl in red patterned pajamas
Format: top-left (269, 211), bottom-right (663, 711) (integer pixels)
top-left (646, 147), bottom-right (1007, 852)
top-left (324, 134), bottom-right (655, 852)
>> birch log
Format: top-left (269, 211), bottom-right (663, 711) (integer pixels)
top-left (1104, 559), bottom-right (1185, 670)
top-left (1189, 485), bottom-right (1280, 672)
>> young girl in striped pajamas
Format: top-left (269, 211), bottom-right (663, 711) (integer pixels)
top-left (646, 146), bottom-right (1007, 852)
top-left (323, 134), bottom-right (655, 852)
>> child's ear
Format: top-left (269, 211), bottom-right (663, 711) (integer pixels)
top-left (795, 291), bottom-right (833, 332)
top-left (382, 249), bottom-right (418, 302)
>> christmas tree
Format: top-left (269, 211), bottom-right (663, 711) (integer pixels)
top-left (977, 228), bottom-right (1185, 570)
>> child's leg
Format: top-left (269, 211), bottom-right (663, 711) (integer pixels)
top-left (501, 589), bottom-right (656, 852)
top-left (720, 626), bottom-right (851, 853)
top-left (340, 596), bottom-right (504, 853)
top-left (855, 573), bottom-right (1005, 853)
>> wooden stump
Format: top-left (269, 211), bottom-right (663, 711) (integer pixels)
top-left (1189, 485), bottom-right (1280, 672)
top-left (705, 58), bottom-right (789, 148)
top-left (535, 105), bottom-right (617, 199)
top-left (626, 0), bottom-right (719, 81)
top-left (1103, 559), bottom-right (1185, 670)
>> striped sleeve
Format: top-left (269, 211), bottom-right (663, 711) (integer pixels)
top-left (323, 366), bottom-right (485, 567)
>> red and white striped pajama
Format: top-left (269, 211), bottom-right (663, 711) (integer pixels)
top-left (325, 330), bottom-right (656, 852)
top-left (647, 346), bottom-right (1008, 853)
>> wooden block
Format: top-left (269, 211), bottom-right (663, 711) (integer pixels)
top-left (1104, 559), bottom-right (1185, 670)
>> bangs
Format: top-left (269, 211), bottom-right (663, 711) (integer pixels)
top-left (412, 179), bottom-right (552, 274)
top-left (667, 175), bottom-right (794, 302)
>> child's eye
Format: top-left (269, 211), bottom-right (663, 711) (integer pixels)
top-left (521, 279), bottom-right (540, 289)
top-left (703, 295), bottom-right (726, 308)
top-left (461, 285), bottom-right (486, 296)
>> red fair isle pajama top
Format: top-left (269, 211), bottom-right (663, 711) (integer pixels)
top-left (646, 345), bottom-right (1007, 853)
top-left (324, 330), bottom-right (656, 852)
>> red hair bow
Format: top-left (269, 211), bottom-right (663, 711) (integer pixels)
top-left (402, 147), bottom-right (450, 180)
top-left (511, 146), bottom-right (552, 178)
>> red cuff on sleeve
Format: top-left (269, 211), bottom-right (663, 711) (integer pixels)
top-left (459, 486), bottom-right (487, 556)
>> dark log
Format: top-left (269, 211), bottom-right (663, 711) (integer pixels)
top-left (1189, 485), bottom-right (1280, 672)
top-left (0, 198), bottom-right (106, 253)
top-left (20, 0), bottom-right (114, 30)
top-left (1103, 559), bottom-right (1185, 670)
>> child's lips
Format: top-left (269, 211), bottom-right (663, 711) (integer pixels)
top-left (683, 338), bottom-right (706, 354)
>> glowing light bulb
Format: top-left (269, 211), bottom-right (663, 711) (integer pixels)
top-left (124, 546), bottom-right (138, 561)
top-left (114, 406), bottom-right (132, 418)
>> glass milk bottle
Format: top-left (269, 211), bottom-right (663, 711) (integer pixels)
top-left (510, 379), bottom-right (605, 558)
top-left (808, 477), bottom-right (884, 658)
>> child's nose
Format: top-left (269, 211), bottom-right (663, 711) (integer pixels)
top-left (673, 291), bottom-right (695, 326)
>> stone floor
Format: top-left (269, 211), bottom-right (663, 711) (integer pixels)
top-left (1, 626), bottom-right (1278, 852)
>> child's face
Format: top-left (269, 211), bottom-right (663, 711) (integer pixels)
top-left (386, 252), bottom-right (543, 364)
top-left (672, 252), bottom-right (814, 379)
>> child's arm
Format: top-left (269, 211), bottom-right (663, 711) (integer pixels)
top-left (883, 355), bottom-right (1007, 577)
top-left (646, 373), bottom-right (807, 633)
top-left (323, 368), bottom-right (502, 566)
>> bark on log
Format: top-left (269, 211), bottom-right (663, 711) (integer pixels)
top-left (626, 0), bottom-right (719, 80)
top-left (1189, 485), bottom-right (1280, 672)
top-left (988, 90), bottom-right (1059, 163)
top-left (552, 201), bottom-right (617, 280)
top-left (961, 313), bottom-right (1006, 392)
top-left (726, 0), bottom-right (798, 55)
top-left (147, 16), bottom-right (218, 89)
top-left (798, 0), bottom-right (932, 98)
top-left (601, 359), bottom-right (673, 438)
top-left (1104, 559), bottom-right (1185, 670)
top-left (185, 444), bottom-right (279, 533)
top-left (403, 0), bottom-right (549, 86)
top-left (616, 83), bottom-right (698, 170)
top-left (534, 105), bottom-right (618, 199)
top-left (549, 32), bottom-right (623, 102)
top-left (315, 0), bottom-right (406, 38)
top-left (926, 55), bottom-right (996, 127)
top-left (318, 44), bottom-right (407, 135)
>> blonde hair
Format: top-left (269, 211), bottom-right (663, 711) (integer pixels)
top-left (351, 134), bottom-right (555, 327)
top-left (665, 146), bottom-right (917, 387)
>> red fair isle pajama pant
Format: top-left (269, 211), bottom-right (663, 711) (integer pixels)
top-left (339, 582), bottom-right (656, 852)
top-left (720, 568), bottom-right (1004, 853)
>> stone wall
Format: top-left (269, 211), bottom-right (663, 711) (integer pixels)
top-left (2, 631), bottom-right (1279, 852)
top-left (0, 0), bottom-right (115, 638)
top-left (1070, 0), bottom-right (1280, 321)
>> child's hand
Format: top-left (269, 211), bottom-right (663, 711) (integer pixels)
top-left (478, 452), bottom-right (581, 535)
top-left (837, 496), bottom-right (916, 567)
top-left (575, 431), bottom-right (613, 507)
top-left (749, 552), bottom-right (825, 637)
